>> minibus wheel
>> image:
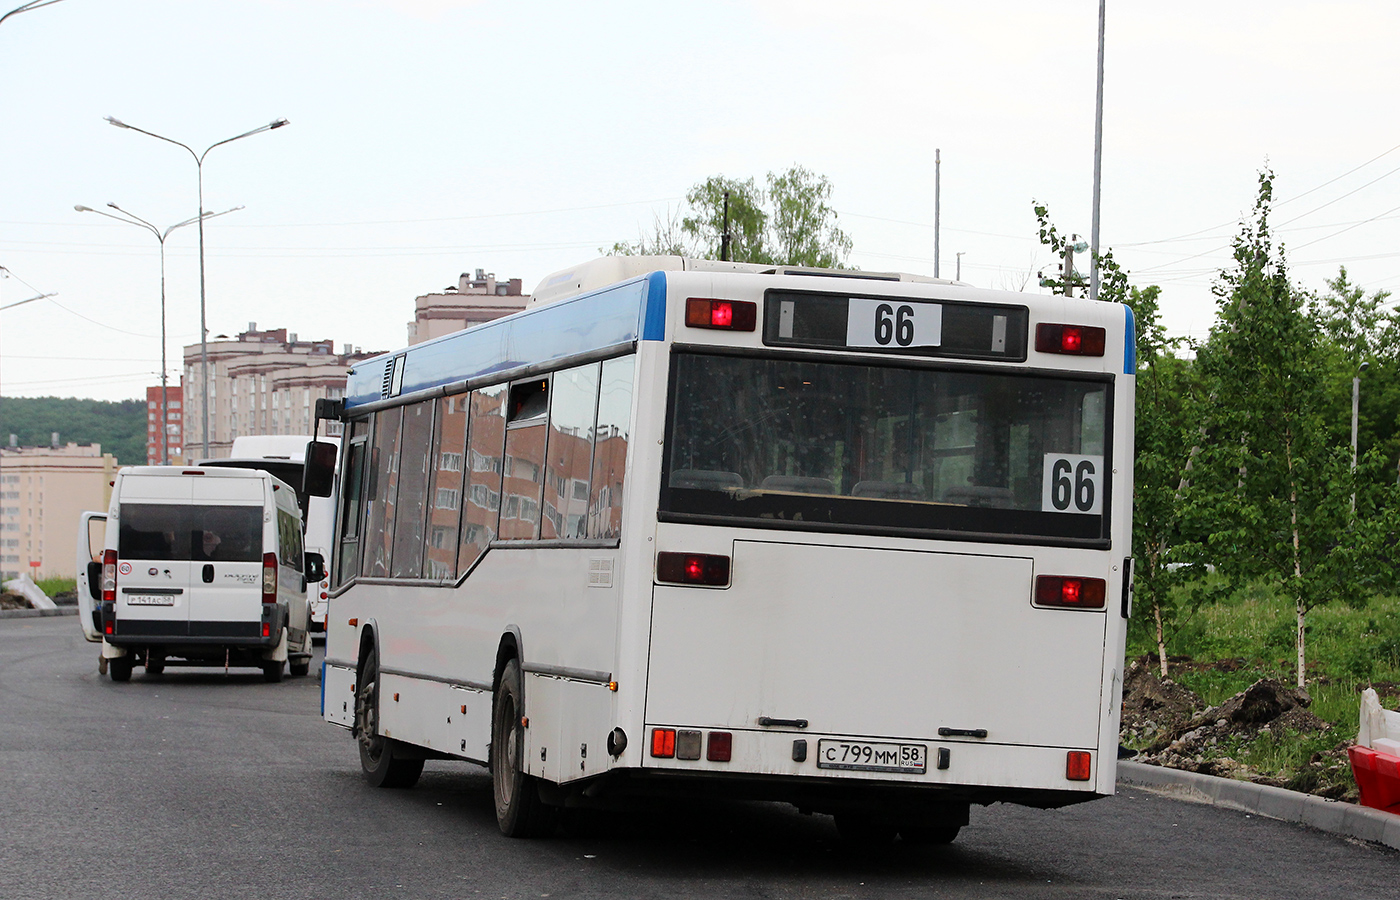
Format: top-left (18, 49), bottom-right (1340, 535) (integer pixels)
top-left (262, 659), bottom-right (285, 683)
top-left (355, 646), bottom-right (423, 789)
top-left (491, 658), bottom-right (557, 837)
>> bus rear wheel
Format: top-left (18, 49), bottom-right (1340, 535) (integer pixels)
top-left (355, 646), bottom-right (423, 789)
top-left (491, 658), bottom-right (556, 837)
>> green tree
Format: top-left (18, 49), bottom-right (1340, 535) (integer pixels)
top-left (682, 176), bottom-right (770, 264)
top-left (609, 166), bottom-right (852, 268)
top-left (0, 395), bottom-right (145, 465)
top-left (1183, 170), bottom-right (1358, 688)
top-left (1033, 202), bottom-right (1190, 676)
top-left (765, 165), bottom-right (851, 269)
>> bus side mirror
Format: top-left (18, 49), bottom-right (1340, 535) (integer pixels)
top-left (303, 440), bottom-right (337, 498)
top-left (304, 551), bottom-right (326, 584)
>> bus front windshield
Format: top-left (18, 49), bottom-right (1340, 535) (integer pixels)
top-left (662, 352), bottom-right (1111, 544)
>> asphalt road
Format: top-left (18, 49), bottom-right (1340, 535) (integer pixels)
top-left (2, 615), bottom-right (1394, 900)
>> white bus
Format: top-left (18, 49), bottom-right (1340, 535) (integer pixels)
top-left (199, 435), bottom-right (340, 634)
top-left (318, 256), bottom-right (1135, 843)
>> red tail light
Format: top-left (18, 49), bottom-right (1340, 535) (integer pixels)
top-left (650, 728), bottom-right (676, 758)
top-left (686, 298), bottom-right (757, 331)
top-left (706, 731), bottom-right (733, 762)
top-left (101, 549), bottom-right (117, 603)
top-left (262, 552), bottom-right (278, 603)
top-left (1035, 323), bottom-right (1106, 356)
top-left (1066, 750), bottom-right (1092, 781)
top-left (656, 552), bottom-right (731, 587)
top-left (1035, 575), bottom-right (1107, 609)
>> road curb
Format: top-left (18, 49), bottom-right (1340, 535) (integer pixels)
top-left (0, 607), bottom-right (78, 619)
top-left (1118, 759), bottom-right (1400, 851)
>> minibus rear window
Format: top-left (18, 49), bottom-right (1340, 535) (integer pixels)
top-left (119, 504), bottom-right (263, 562)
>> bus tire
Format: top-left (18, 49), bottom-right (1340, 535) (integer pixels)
top-left (355, 646), bottom-right (424, 789)
top-left (289, 658), bottom-right (310, 678)
top-left (109, 655), bottom-right (133, 682)
top-left (835, 813), bottom-right (898, 847)
top-left (900, 824), bottom-right (961, 846)
top-left (491, 658), bottom-right (556, 837)
top-left (262, 659), bottom-right (285, 683)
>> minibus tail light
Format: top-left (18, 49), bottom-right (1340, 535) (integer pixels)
top-left (1035, 323), bottom-right (1105, 356)
top-left (707, 731), bottom-right (733, 762)
top-left (262, 552), bottom-right (278, 603)
top-left (1066, 750), bottom-right (1092, 781)
top-left (656, 552), bottom-right (731, 587)
top-left (1035, 575), bottom-right (1106, 609)
top-left (686, 298), bottom-right (756, 332)
top-left (101, 549), bottom-right (117, 603)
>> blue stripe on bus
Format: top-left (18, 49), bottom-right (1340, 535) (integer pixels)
top-left (1123, 303), bottom-right (1136, 374)
top-left (319, 659), bottom-right (326, 716)
top-left (642, 270), bottom-right (667, 341)
top-left (345, 276), bottom-right (651, 408)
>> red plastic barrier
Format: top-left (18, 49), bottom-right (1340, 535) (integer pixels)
top-left (1349, 745), bottom-right (1400, 814)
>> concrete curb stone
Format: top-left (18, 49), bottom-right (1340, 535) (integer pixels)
top-left (1118, 759), bottom-right (1400, 851)
top-left (0, 607), bottom-right (78, 619)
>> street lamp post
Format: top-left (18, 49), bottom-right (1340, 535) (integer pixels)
top-left (0, 0), bottom-right (67, 27)
top-left (74, 204), bottom-right (242, 464)
top-left (104, 116), bottom-right (288, 458)
top-left (1351, 360), bottom-right (1369, 513)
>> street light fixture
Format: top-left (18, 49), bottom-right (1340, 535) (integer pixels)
top-left (105, 115), bottom-right (289, 458)
top-left (74, 203), bottom-right (242, 464)
top-left (0, 0), bottom-right (67, 27)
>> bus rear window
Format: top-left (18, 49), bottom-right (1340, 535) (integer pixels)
top-left (119, 504), bottom-right (264, 562)
top-left (661, 353), bottom-right (1111, 544)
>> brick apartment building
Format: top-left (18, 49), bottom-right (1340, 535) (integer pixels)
top-left (145, 384), bottom-right (185, 465)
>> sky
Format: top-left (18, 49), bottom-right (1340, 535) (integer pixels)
top-left (2, 0), bottom-right (1399, 403)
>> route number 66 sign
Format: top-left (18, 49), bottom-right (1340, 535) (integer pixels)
top-left (846, 298), bottom-right (942, 349)
top-left (1041, 454), bottom-right (1103, 515)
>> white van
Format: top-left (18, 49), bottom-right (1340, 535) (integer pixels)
top-left (94, 466), bottom-right (322, 683)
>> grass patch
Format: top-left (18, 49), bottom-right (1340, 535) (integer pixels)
top-left (1127, 582), bottom-right (1400, 798)
top-left (34, 576), bottom-right (76, 598)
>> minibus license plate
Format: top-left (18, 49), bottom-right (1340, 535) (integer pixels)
top-left (126, 594), bottom-right (174, 606)
top-left (816, 739), bottom-right (927, 774)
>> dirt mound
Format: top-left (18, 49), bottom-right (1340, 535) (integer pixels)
top-left (1135, 678), bottom-right (1335, 788)
top-left (1, 592), bottom-right (30, 610)
top-left (1120, 657), bottom-right (1204, 745)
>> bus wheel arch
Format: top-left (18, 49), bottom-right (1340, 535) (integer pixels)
top-left (353, 627), bottom-right (423, 789)
top-left (491, 655), bottom-right (556, 837)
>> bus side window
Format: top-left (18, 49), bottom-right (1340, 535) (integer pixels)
top-left (362, 406), bottom-right (404, 579)
top-left (335, 418), bottom-right (370, 587)
top-left (424, 393), bottom-right (468, 582)
top-left (459, 383), bottom-right (507, 572)
top-left (500, 377), bottom-right (550, 541)
top-left (589, 355), bottom-right (635, 540)
top-left (542, 363), bottom-right (599, 540)
top-left (390, 400), bottom-right (435, 579)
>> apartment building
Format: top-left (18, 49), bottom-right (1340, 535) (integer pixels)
top-left (407, 268), bottom-right (526, 345)
top-left (0, 440), bottom-right (116, 581)
top-left (144, 384), bottom-right (185, 465)
top-left (180, 325), bottom-right (383, 459)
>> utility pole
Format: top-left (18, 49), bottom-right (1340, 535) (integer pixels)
top-left (720, 190), bottom-right (731, 262)
top-left (1064, 235), bottom-right (1086, 298)
top-left (933, 149), bottom-right (941, 278)
top-left (1089, 0), bottom-right (1106, 301)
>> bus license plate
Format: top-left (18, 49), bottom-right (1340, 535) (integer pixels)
top-left (816, 739), bottom-right (927, 774)
top-left (125, 594), bottom-right (175, 606)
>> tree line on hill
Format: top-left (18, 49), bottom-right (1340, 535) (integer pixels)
top-left (0, 396), bottom-right (146, 466)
